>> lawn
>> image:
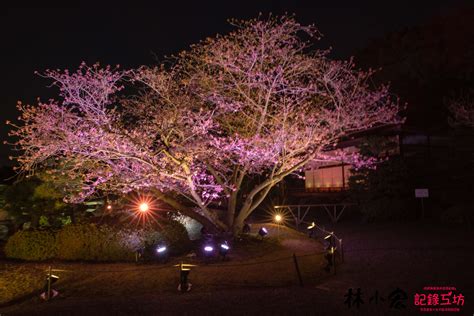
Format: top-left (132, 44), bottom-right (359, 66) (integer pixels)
top-left (0, 224), bottom-right (327, 306)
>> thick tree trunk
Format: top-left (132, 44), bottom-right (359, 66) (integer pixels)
top-left (232, 200), bottom-right (252, 235)
top-left (227, 192), bottom-right (237, 227)
top-left (152, 190), bottom-right (226, 233)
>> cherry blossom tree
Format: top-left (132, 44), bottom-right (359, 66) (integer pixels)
top-left (9, 16), bottom-right (402, 233)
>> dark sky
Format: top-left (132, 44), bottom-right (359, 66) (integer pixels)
top-left (0, 1), bottom-right (471, 166)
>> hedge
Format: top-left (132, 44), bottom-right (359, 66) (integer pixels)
top-left (4, 229), bottom-right (56, 260)
top-left (5, 220), bottom-right (191, 261)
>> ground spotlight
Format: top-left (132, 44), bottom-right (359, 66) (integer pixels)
top-left (157, 245), bottom-right (167, 253)
top-left (219, 242), bottom-right (230, 259)
top-left (156, 245), bottom-right (168, 263)
top-left (203, 245), bottom-right (214, 260)
top-left (258, 227), bottom-right (268, 238)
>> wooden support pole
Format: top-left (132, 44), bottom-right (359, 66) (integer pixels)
top-left (47, 265), bottom-right (52, 301)
top-left (332, 248), bottom-right (337, 275)
top-left (292, 253), bottom-right (304, 287)
top-left (340, 239), bottom-right (344, 263)
top-left (297, 206), bottom-right (300, 230)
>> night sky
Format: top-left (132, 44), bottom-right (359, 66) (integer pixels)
top-left (0, 1), bottom-right (471, 166)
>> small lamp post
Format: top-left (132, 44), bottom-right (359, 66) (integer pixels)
top-left (274, 214), bottom-right (283, 239)
top-left (307, 222), bottom-right (316, 238)
top-left (175, 263), bottom-right (197, 292)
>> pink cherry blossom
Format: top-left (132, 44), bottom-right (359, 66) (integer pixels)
top-left (9, 16), bottom-right (402, 232)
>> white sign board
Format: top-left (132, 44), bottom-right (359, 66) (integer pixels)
top-left (415, 188), bottom-right (429, 198)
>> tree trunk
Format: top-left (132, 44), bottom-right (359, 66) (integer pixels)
top-left (152, 190), bottom-right (225, 233)
top-left (232, 216), bottom-right (245, 236)
top-left (227, 192), bottom-right (237, 227)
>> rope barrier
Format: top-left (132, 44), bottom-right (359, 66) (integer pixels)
top-left (32, 251), bottom-right (327, 273)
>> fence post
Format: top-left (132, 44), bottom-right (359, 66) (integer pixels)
top-left (47, 265), bottom-right (52, 301)
top-left (292, 253), bottom-right (304, 287)
top-left (332, 247), bottom-right (337, 275)
top-left (340, 238), bottom-right (344, 263)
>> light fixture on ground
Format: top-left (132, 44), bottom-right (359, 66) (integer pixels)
top-left (258, 227), bottom-right (268, 238)
top-left (219, 242), bottom-right (230, 259)
top-left (156, 245), bottom-right (168, 263)
top-left (274, 214), bottom-right (282, 223)
top-left (203, 245), bottom-right (214, 258)
top-left (157, 246), bottom-right (167, 253)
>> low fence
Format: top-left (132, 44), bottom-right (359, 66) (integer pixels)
top-left (33, 248), bottom-right (341, 300)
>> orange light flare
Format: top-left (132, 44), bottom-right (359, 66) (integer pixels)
top-left (127, 194), bottom-right (161, 226)
top-left (138, 202), bottom-right (149, 212)
top-left (266, 206), bottom-right (289, 227)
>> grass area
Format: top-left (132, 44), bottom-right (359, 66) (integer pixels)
top-left (0, 264), bottom-right (44, 304)
top-left (0, 225), bottom-right (327, 305)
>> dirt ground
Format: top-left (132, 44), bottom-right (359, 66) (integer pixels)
top-left (1, 219), bottom-right (473, 315)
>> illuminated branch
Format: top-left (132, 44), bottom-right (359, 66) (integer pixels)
top-left (10, 16), bottom-right (402, 232)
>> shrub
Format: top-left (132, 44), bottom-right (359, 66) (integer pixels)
top-left (5, 218), bottom-right (191, 261)
top-left (349, 157), bottom-right (415, 221)
top-left (56, 223), bottom-right (137, 261)
top-left (56, 220), bottom-right (191, 261)
top-left (440, 203), bottom-right (474, 226)
top-left (4, 229), bottom-right (56, 260)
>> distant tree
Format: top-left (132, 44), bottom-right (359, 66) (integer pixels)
top-left (348, 136), bottom-right (414, 221)
top-left (356, 9), bottom-right (474, 128)
top-left (3, 176), bottom-right (66, 228)
top-left (448, 94), bottom-right (474, 128)
top-left (9, 16), bottom-right (402, 233)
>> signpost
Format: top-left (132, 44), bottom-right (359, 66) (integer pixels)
top-left (415, 188), bottom-right (429, 219)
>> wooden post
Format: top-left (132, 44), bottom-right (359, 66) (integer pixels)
top-left (421, 198), bottom-right (425, 220)
top-left (332, 247), bottom-right (337, 275)
top-left (47, 265), bottom-right (52, 301)
top-left (340, 239), bottom-right (344, 263)
top-left (292, 253), bottom-right (304, 287)
top-left (297, 206), bottom-right (300, 230)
